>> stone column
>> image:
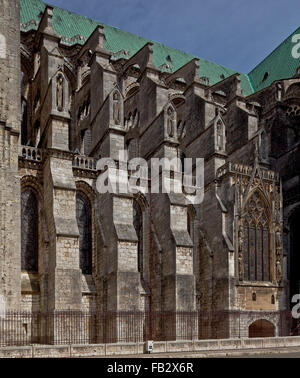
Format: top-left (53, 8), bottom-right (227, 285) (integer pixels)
top-left (0, 0), bottom-right (21, 310)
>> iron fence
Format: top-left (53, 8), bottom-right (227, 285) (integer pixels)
top-left (0, 310), bottom-right (297, 347)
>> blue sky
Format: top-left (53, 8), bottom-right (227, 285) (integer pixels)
top-left (47, 0), bottom-right (300, 73)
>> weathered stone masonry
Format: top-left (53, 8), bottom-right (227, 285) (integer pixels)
top-left (0, 0), bottom-right (299, 342)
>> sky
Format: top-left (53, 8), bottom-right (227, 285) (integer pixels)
top-left (46, 0), bottom-right (300, 74)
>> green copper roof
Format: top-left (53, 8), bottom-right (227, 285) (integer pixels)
top-left (249, 27), bottom-right (300, 92)
top-left (20, 0), bottom-right (254, 96)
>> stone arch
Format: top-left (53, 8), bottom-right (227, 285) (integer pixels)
top-left (243, 187), bottom-right (272, 217)
top-left (75, 180), bottom-right (96, 203)
top-left (169, 93), bottom-right (186, 108)
top-left (133, 192), bottom-right (149, 211)
top-left (284, 82), bottom-right (300, 101)
top-left (63, 63), bottom-right (77, 91)
top-left (124, 62), bottom-right (141, 77)
top-left (125, 83), bottom-right (140, 98)
top-left (249, 319), bottom-right (276, 338)
top-left (21, 176), bottom-right (43, 201)
top-left (286, 202), bottom-right (300, 226)
top-left (21, 176), bottom-right (48, 274)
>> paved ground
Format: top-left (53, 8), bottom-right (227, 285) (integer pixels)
top-left (227, 350), bottom-right (300, 358)
top-left (92, 347), bottom-right (300, 358)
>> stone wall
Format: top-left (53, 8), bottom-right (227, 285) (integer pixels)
top-left (0, 0), bottom-right (21, 310)
top-left (0, 0), bottom-right (299, 343)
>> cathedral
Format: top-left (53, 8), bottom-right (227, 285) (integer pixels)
top-left (0, 0), bottom-right (299, 344)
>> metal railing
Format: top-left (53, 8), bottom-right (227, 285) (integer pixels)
top-left (0, 310), bottom-right (297, 347)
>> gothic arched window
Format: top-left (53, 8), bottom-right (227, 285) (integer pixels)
top-left (76, 193), bottom-right (92, 274)
top-left (21, 189), bottom-right (38, 272)
top-left (242, 191), bottom-right (271, 282)
top-left (133, 201), bottom-right (143, 274)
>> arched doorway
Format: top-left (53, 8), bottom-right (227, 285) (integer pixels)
top-left (249, 319), bottom-right (275, 338)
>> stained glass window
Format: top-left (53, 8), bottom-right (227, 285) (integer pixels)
top-left (243, 191), bottom-right (270, 282)
top-left (76, 193), bottom-right (92, 274)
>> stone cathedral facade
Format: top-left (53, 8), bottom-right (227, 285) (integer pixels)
top-left (0, 0), bottom-right (300, 342)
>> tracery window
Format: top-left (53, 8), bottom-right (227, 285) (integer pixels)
top-left (76, 193), bottom-right (92, 274)
top-left (242, 191), bottom-right (271, 282)
top-left (133, 201), bottom-right (143, 274)
top-left (21, 189), bottom-right (38, 272)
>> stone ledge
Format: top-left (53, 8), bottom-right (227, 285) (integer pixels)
top-left (0, 346), bottom-right (32, 358)
top-left (1, 336), bottom-right (300, 358)
top-left (33, 345), bottom-right (70, 358)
